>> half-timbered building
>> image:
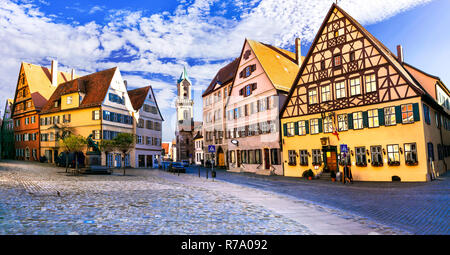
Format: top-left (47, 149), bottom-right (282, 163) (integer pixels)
top-left (280, 4), bottom-right (449, 182)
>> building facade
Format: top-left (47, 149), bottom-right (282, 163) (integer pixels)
top-left (12, 61), bottom-right (75, 161)
top-left (193, 131), bottom-right (204, 165)
top-left (202, 58), bottom-right (239, 167)
top-left (1, 99), bottom-right (15, 159)
top-left (175, 67), bottom-right (194, 162)
top-left (280, 4), bottom-right (449, 182)
top-left (128, 86), bottom-right (164, 168)
top-left (39, 67), bottom-right (135, 168)
top-left (225, 39), bottom-right (302, 175)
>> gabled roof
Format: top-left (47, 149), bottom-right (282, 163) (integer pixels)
top-left (127, 85), bottom-right (164, 121)
top-left (128, 86), bottom-right (150, 111)
top-left (41, 67), bottom-right (117, 114)
top-left (193, 131), bottom-right (203, 140)
top-left (202, 58), bottom-right (240, 97)
top-left (281, 3), bottom-right (430, 116)
top-left (246, 39), bottom-right (302, 92)
top-left (22, 62), bottom-right (77, 101)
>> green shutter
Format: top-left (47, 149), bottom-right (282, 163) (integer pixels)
top-left (395, 106), bottom-right (402, 124)
top-left (413, 103), bottom-right (420, 122)
top-left (283, 123), bottom-right (287, 137)
top-left (363, 111), bottom-right (369, 128)
top-left (305, 120), bottom-right (309, 134)
top-left (318, 118), bottom-right (323, 133)
top-left (348, 113), bottom-right (354, 129)
top-left (378, 108), bottom-right (385, 126)
top-left (294, 122), bottom-right (299, 135)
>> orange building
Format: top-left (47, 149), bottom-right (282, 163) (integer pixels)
top-left (12, 61), bottom-right (75, 161)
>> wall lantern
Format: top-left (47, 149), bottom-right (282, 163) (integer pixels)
top-left (308, 151), bottom-right (311, 157)
top-left (351, 150), bottom-right (354, 156)
top-left (231, 139), bottom-right (239, 146)
top-left (366, 150), bottom-right (370, 156)
top-left (320, 137), bottom-right (329, 146)
top-left (383, 148), bottom-right (386, 155)
top-left (399, 147), bottom-right (403, 154)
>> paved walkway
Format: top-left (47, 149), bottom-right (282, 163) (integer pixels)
top-left (0, 160), bottom-right (404, 234)
top-left (182, 165), bottom-right (449, 235)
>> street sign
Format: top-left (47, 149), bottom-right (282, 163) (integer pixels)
top-left (208, 145), bottom-right (216, 153)
top-left (340, 144), bottom-right (348, 153)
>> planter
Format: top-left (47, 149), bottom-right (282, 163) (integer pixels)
top-left (331, 178), bottom-right (336, 182)
top-left (308, 176), bottom-right (312, 180)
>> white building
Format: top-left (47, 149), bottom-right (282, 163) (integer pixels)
top-left (128, 86), bottom-right (164, 168)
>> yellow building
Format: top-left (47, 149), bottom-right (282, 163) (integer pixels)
top-left (280, 4), bottom-right (449, 182)
top-left (39, 67), bottom-right (135, 167)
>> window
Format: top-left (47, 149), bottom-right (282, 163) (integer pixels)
top-left (288, 150), bottom-right (297, 165)
top-left (321, 85), bottom-right (331, 102)
top-left (335, 81), bottom-right (346, 99)
top-left (371, 146), bottom-right (383, 166)
top-left (137, 136), bottom-right (142, 144)
top-left (323, 116), bottom-right (333, 133)
top-left (355, 147), bottom-right (367, 166)
top-left (350, 51), bottom-right (355, 62)
top-left (340, 152), bottom-right (351, 166)
top-left (286, 122), bottom-right (294, 137)
top-left (299, 150), bottom-right (308, 166)
top-left (402, 104), bottom-right (414, 124)
top-left (435, 112), bottom-right (441, 128)
top-left (384, 107), bottom-right (396, 126)
top-left (387, 144), bottom-right (400, 165)
top-left (93, 130), bottom-right (101, 140)
top-left (333, 55), bottom-right (342, 67)
top-left (310, 119), bottom-right (319, 134)
top-left (320, 60), bottom-right (325, 70)
top-left (368, 109), bottom-right (379, 128)
top-left (271, 149), bottom-right (281, 165)
top-left (298, 121), bottom-right (307, 135)
top-left (427, 142), bottom-right (434, 161)
top-left (25, 118), bottom-right (29, 125)
top-left (66, 96), bottom-right (72, 105)
top-left (31, 116), bottom-right (35, 124)
top-left (337, 114), bottom-right (348, 131)
top-left (93, 110), bottom-right (100, 120)
top-left (353, 112), bottom-right (363, 129)
top-left (255, 149), bottom-right (262, 164)
top-left (308, 88), bottom-right (318, 104)
top-left (312, 149), bottom-right (322, 165)
top-left (350, 77), bottom-right (361, 96)
top-left (404, 143), bottom-right (418, 165)
top-left (365, 74), bottom-right (376, 93)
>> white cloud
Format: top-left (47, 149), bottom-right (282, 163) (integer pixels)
top-left (0, 0), bottom-right (434, 141)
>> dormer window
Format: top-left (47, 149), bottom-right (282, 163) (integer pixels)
top-left (67, 96), bottom-right (72, 105)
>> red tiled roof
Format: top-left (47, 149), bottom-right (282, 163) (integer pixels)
top-left (127, 86), bottom-right (150, 111)
top-left (41, 67), bottom-right (117, 114)
top-left (202, 58), bottom-right (240, 97)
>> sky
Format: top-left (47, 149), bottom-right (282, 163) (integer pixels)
top-left (0, 0), bottom-right (449, 142)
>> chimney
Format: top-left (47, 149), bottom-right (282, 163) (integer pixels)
top-left (295, 38), bottom-right (302, 66)
top-left (51, 60), bottom-right (58, 86)
top-left (397, 45), bottom-right (404, 63)
top-left (71, 69), bottom-right (76, 80)
top-left (124, 80), bottom-right (128, 89)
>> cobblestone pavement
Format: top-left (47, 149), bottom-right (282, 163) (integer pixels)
top-left (0, 161), bottom-right (404, 235)
top-left (183, 166), bottom-right (449, 235)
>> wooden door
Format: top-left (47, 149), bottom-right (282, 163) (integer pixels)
top-left (264, 149), bottom-right (270, 170)
top-left (326, 150), bottom-right (338, 172)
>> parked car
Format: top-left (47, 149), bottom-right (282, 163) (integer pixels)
top-left (170, 162), bottom-right (186, 173)
top-left (181, 160), bottom-right (190, 167)
top-left (56, 152), bottom-right (85, 168)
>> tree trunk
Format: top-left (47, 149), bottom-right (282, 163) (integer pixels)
top-left (75, 152), bottom-right (78, 175)
top-left (123, 153), bottom-right (126, 176)
top-left (65, 152), bottom-right (69, 173)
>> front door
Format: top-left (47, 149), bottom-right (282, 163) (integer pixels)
top-left (324, 146), bottom-right (338, 172)
top-left (236, 150), bottom-right (240, 167)
top-left (264, 148), bottom-right (270, 170)
top-left (218, 152), bottom-right (225, 166)
top-left (147, 155), bottom-right (153, 168)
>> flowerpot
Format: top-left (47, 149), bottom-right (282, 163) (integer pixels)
top-left (331, 178), bottom-right (336, 182)
top-left (308, 177), bottom-right (312, 180)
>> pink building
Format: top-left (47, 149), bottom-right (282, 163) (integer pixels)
top-left (225, 39), bottom-right (303, 175)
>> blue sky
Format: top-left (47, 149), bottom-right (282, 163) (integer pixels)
top-left (0, 0), bottom-right (448, 142)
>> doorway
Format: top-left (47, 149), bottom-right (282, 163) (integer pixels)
top-left (323, 146), bottom-right (338, 173)
top-left (147, 155), bottom-right (153, 168)
top-left (264, 148), bottom-right (270, 170)
top-left (236, 150), bottom-right (240, 167)
top-left (217, 147), bottom-right (225, 167)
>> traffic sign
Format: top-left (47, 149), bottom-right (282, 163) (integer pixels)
top-left (208, 145), bottom-right (216, 153)
top-left (340, 144), bottom-right (348, 153)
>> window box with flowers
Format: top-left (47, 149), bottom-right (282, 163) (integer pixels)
top-left (405, 160), bottom-right (418, 166)
top-left (371, 161), bottom-right (383, 167)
